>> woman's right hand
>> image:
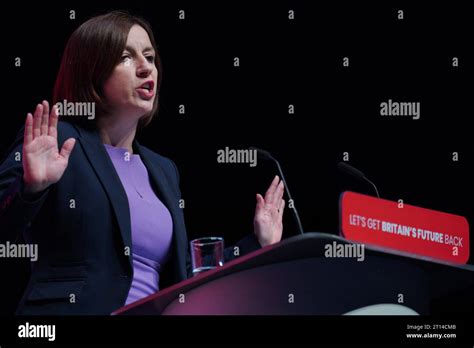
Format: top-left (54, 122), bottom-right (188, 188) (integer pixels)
top-left (22, 100), bottom-right (76, 194)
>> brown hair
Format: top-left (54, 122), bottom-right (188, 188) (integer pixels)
top-left (53, 10), bottom-right (162, 129)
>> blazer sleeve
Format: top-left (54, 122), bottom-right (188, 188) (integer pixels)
top-left (0, 127), bottom-right (51, 243)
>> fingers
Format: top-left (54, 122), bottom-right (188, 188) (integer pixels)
top-left (33, 103), bottom-right (43, 139)
top-left (40, 100), bottom-right (49, 135)
top-left (264, 175), bottom-right (280, 205)
top-left (59, 138), bottom-right (76, 160)
top-left (30, 101), bottom-right (58, 140)
top-left (255, 193), bottom-right (264, 210)
top-left (262, 176), bottom-right (285, 210)
top-left (24, 113), bottom-right (33, 145)
top-left (276, 179), bottom-right (284, 202)
top-left (257, 176), bottom-right (285, 215)
top-left (278, 199), bottom-right (285, 220)
top-left (48, 104), bottom-right (59, 138)
top-left (270, 179), bottom-right (284, 209)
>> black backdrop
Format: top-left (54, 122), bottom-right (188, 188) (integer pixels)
top-left (1, 1), bottom-right (472, 315)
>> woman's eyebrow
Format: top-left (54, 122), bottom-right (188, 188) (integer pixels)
top-left (124, 45), bottom-right (155, 54)
top-left (143, 46), bottom-right (154, 53)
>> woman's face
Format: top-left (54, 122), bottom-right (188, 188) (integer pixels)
top-left (103, 25), bottom-right (158, 121)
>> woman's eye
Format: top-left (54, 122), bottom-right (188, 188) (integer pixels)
top-left (122, 55), bottom-right (131, 63)
top-left (146, 56), bottom-right (155, 62)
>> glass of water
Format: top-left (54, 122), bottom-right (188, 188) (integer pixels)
top-left (190, 237), bottom-right (224, 276)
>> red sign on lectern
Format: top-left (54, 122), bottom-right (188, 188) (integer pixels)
top-left (340, 191), bottom-right (470, 264)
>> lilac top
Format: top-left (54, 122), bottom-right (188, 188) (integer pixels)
top-left (104, 144), bottom-right (173, 305)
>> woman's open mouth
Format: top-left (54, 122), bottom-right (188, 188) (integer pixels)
top-left (136, 81), bottom-right (155, 100)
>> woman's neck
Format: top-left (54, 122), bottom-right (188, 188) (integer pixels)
top-left (98, 116), bottom-right (138, 154)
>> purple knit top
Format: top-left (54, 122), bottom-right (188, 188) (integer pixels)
top-left (104, 144), bottom-right (173, 305)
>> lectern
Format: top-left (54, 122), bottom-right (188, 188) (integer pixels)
top-left (113, 233), bottom-right (474, 315)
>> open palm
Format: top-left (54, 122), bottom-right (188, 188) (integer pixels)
top-left (22, 101), bottom-right (76, 194)
top-left (253, 175), bottom-right (285, 247)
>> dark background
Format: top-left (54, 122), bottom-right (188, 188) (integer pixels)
top-left (1, 1), bottom-right (472, 315)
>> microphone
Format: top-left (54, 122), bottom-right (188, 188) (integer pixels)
top-left (337, 162), bottom-right (380, 198)
top-left (250, 147), bottom-right (304, 235)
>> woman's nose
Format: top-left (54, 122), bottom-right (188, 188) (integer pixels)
top-left (136, 58), bottom-right (153, 77)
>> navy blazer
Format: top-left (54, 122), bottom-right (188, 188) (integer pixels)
top-left (0, 121), bottom-right (260, 315)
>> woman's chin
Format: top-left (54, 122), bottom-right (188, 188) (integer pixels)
top-left (140, 98), bottom-right (155, 108)
top-left (132, 103), bottom-right (153, 116)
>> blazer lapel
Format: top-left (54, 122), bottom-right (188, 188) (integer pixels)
top-left (76, 126), bottom-right (133, 270)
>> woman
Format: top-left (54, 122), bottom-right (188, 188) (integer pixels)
top-left (0, 11), bottom-right (285, 315)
